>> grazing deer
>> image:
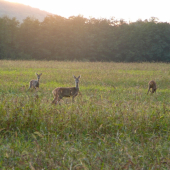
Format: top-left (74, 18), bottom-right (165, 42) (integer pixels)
top-left (147, 80), bottom-right (157, 94)
top-left (28, 73), bottom-right (42, 90)
top-left (52, 75), bottom-right (81, 105)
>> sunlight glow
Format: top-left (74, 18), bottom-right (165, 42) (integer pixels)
top-left (4, 0), bottom-right (170, 22)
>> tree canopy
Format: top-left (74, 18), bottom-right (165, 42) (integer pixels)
top-left (0, 15), bottom-right (170, 62)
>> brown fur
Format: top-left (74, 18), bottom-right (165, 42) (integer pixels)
top-left (28, 73), bottom-right (42, 90)
top-left (52, 75), bottom-right (81, 105)
top-left (147, 80), bottom-right (157, 94)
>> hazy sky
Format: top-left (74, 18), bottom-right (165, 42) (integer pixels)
top-left (5, 0), bottom-right (170, 22)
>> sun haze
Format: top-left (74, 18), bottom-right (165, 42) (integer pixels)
top-left (4, 0), bottom-right (170, 22)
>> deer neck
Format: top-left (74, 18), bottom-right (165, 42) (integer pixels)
top-left (75, 82), bottom-right (79, 89)
top-left (37, 78), bottom-right (40, 83)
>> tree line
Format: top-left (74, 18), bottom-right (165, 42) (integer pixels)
top-left (0, 15), bottom-right (170, 62)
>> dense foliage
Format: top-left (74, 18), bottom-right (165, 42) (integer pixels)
top-left (0, 15), bottom-right (170, 61)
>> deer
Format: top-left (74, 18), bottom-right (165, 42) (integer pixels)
top-left (147, 80), bottom-right (157, 94)
top-left (52, 75), bottom-right (81, 105)
top-left (28, 73), bottom-right (42, 90)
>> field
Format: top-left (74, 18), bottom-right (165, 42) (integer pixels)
top-left (1, 60), bottom-right (170, 169)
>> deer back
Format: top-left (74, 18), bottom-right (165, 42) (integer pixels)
top-left (53, 87), bottom-right (79, 97)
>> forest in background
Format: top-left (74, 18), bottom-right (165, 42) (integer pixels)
top-left (0, 15), bottom-right (170, 62)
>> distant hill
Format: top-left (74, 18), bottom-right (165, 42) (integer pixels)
top-left (0, 0), bottom-right (53, 22)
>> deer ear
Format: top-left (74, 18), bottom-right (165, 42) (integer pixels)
top-left (35, 73), bottom-right (38, 76)
top-left (78, 75), bottom-right (81, 79)
top-left (40, 73), bottom-right (42, 76)
top-left (73, 75), bottom-right (76, 79)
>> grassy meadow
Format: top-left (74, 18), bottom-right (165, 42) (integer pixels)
top-left (1, 60), bottom-right (170, 169)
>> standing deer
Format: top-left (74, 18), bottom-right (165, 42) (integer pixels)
top-left (52, 75), bottom-right (81, 105)
top-left (147, 80), bottom-right (157, 94)
top-left (28, 73), bottom-right (42, 90)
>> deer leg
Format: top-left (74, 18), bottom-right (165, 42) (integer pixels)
top-left (152, 88), bottom-right (155, 94)
top-left (152, 88), bottom-right (156, 94)
top-left (52, 97), bottom-right (57, 104)
top-left (72, 91), bottom-right (79, 103)
top-left (72, 96), bottom-right (75, 103)
top-left (147, 86), bottom-right (150, 94)
top-left (55, 95), bottom-right (59, 105)
top-left (28, 82), bottom-right (32, 90)
top-left (56, 95), bottom-right (62, 105)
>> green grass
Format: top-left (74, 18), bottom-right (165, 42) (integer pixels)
top-left (1, 60), bottom-right (170, 169)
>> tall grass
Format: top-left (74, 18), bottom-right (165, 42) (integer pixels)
top-left (0, 60), bottom-right (170, 169)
